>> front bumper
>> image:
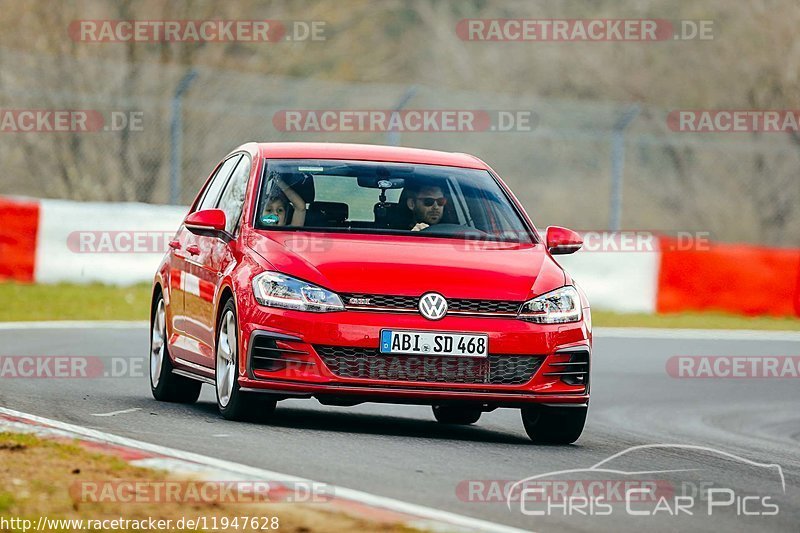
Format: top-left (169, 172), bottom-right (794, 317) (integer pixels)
top-left (237, 298), bottom-right (591, 407)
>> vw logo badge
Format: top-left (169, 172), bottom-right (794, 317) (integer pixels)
top-left (419, 292), bottom-right (448, 321)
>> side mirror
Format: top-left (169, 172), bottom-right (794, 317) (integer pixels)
top-left (184, 209), bottom-right (228, 238)
top-left (546, 226), bottom-right (583, 255)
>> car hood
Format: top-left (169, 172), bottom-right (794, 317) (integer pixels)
top-left (246, 230), bottom-right (565, 301)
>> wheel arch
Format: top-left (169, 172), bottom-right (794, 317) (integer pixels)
top-left (151, 283), bottom-right (164, 326)
top-left (215, 284), bottom-right (236, 328)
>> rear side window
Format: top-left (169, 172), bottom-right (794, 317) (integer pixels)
top-left (197, 155), bottom-right (241, 211)
top-left (216, 156), bottom-right (252, 234)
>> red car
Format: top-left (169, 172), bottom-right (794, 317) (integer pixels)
top-left (150, 142), bottom-right (591, 444)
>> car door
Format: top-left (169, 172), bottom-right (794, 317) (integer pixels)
top-left (171, 154), bottom-right (241, 366)
top-left (185, 154), bottom-right (251, 368)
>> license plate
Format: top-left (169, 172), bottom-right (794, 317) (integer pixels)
top-left (380, 330), bottom-right (488, 357)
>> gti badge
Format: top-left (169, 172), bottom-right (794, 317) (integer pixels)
top-left (419, 292), bottom-right (448, 320)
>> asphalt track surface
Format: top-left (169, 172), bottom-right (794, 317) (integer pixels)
top-left (1, 324), bottom-right (798, 532)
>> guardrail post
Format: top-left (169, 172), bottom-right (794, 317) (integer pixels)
top-left (609, 105), bottom-right (640, 231)
top-left (386, 86), bottom-right (418, 146)
top-left (169, 69), bottom-right (198, 205)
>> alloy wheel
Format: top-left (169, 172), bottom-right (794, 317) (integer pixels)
top-left (216, 309), bottom-right (238, 408)
top-left (150, 298), bottom-right (166, 388)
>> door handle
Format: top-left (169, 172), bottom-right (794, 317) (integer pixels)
top-left (168, 240), bottom-right (181, 250)
top-left (186, 245), bottom-right (201, 256)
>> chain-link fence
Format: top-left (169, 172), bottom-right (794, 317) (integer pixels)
top-left (2, 47), bottom-right (799, 246)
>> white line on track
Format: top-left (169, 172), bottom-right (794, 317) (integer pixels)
top-left (90, 408), bottom-right (142, 417)
top-left (0, 406), bottom-right (528, 533)
top-left (595, 327), bottom-right (800, 341)
top-left (0, 321), bottom-right (148, 330)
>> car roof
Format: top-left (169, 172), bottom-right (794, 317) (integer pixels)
top-left (254, 142), bottom-right (489, 170)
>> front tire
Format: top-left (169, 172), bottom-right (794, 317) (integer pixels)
top-left (150, 295), bottom-right (202, 403)
top-left (521, 405), bottom-right (587, 444)
top-left (215, 299), bottom-right (277, 421)
top-left (432, 405), bottom-right (482, 425)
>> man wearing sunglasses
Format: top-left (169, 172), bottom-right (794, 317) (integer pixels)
top-left (406, 184), bottom-right (448, 231)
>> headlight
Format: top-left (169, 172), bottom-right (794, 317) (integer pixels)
top-left (252, 272), bottom-right (344, 312)
top-left (518, 286), bottom-right (582, 323)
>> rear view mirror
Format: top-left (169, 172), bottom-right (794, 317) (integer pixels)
top-left (545, 226), bottom-right (583, 255)
top-left (185, 209), bottom-right (227, 238)
top-left (357, 175), bottom-right (406, 189)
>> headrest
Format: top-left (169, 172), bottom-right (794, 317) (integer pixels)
top-left (287, 172), bottom-right (315, 203)
top-left (374, 201), bottom-right (412, 229)
top-left (307, 201), bottom-right (349, 224)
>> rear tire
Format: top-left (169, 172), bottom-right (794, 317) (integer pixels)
top-left (521, 405), bottom-right (587, 444)
top-left (150, 294), bottom-right (202, 404)
top-left (215, 299), bottom-right (277, 422)
top-left (432, 405), bottom-right (482, 425)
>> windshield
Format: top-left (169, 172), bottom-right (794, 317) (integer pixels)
top-left (254, 159), bottom-right (534, 243)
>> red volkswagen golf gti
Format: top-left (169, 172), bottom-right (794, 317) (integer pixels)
top-left (150, 142), bottom-right (591, 444)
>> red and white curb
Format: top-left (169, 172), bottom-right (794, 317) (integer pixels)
top-left (0, 407), bottom-right (527, 533)
top-left (4, 194), bottom-right (800, 317)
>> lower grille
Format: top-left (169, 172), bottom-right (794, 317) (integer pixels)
top-left (314, 345), bottom-right (543, 385)
top-left (543, 349), bottom-right (590, 386)
top-left (251, 335), bottom-right (312, 372)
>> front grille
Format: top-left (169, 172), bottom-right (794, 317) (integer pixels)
top-left (340, 293), bottom-right (522, 316)
top-left (315, 345), bottom-right (542, 385)
top-left (343, 293), bottom-right (417, 309)
top-left (448, 299), bottom-right (522, 314)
